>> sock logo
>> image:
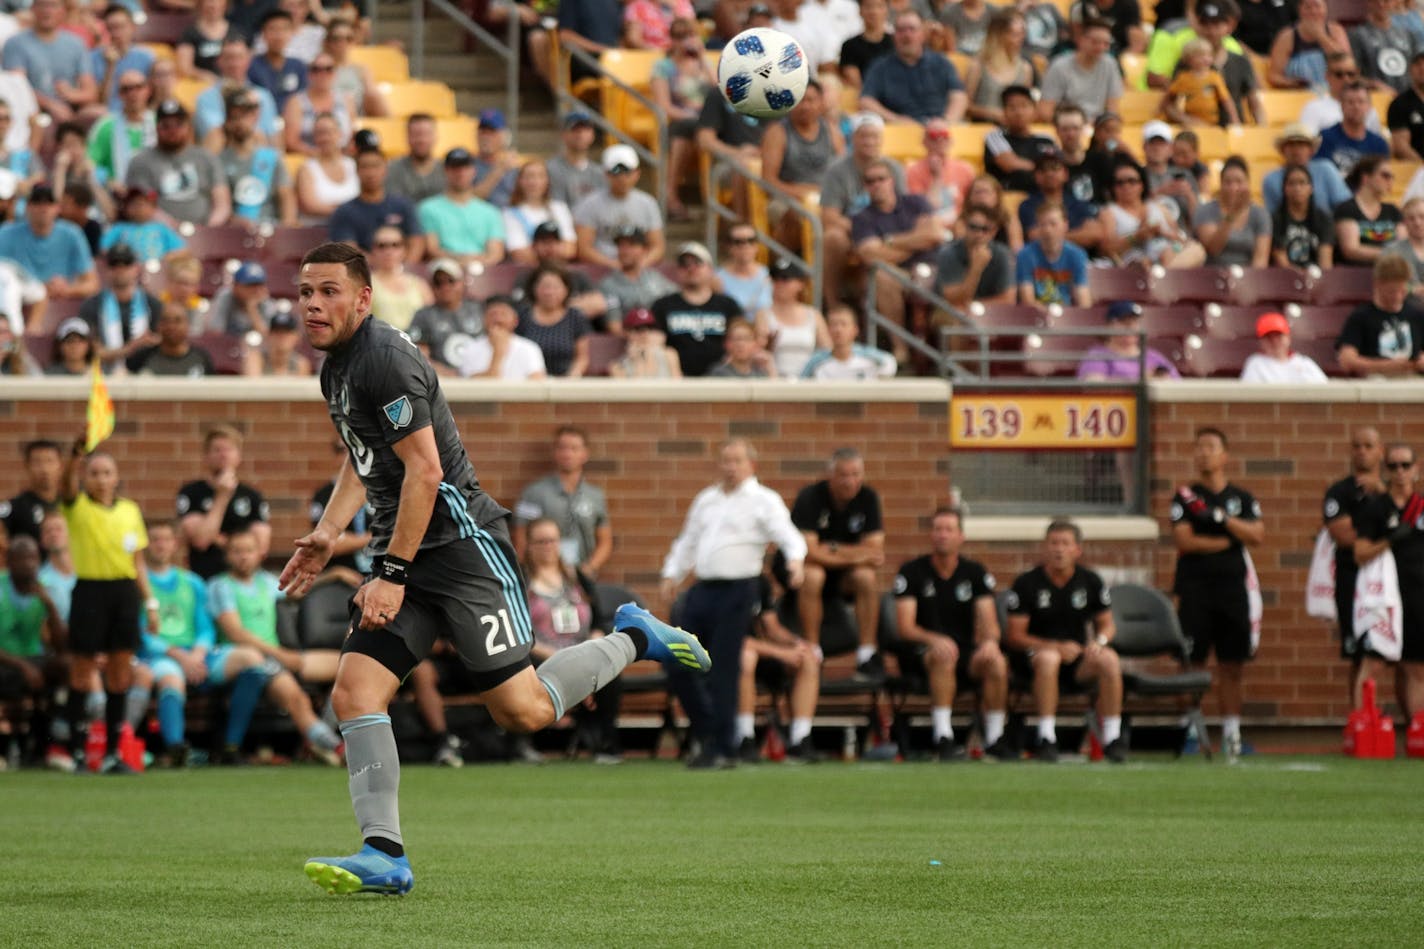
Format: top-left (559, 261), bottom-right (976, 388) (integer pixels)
top-left (351, 761), bottom-right (384, 778)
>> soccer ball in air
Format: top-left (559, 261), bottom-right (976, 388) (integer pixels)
top-left (717, 28), bottom-right (809, 120)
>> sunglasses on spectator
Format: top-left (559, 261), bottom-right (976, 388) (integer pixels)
top-left (374, 241), bottom-right (402, 249)
top-left (863, 174), bottom-right (891, 184)
top-left (1114, 176), bottom-right (1142, 185)
top-left (1332, 70), bottom-right (1359, 78)
top-left (120, 82), bottom-right (147, 92)
top-left (728, 235), bottom-right (756, 244)
top-left (311, 63), bottom-right (335, 72)
top-left (965, 221), bottom-right (992, 233)
top-left (1387, 461), bottom-right (1415, 470)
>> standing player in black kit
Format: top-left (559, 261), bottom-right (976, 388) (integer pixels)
top-left (281, 243), bottom-right (711, 896)
top-left (1322, 427), bottom-right (1383, 700)
top-left (1170, 427), bottom-right (1265, 762)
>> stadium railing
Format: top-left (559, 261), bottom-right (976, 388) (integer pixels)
top-left (704, 152), bottom-right (824, 306)
top-left (409, 0), bottom-right (520, 137)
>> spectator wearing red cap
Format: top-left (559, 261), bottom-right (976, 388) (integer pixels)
top-left (609, 307), bottom-right (682, 378)
top-left (1240, 312), bottom-right (1328, 382)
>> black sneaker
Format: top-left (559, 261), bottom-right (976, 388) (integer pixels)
top-left (936, 737), bottom-right (968, 762)
top-left (99, 754), bottom-right (137, 775)
top-left (1034, 738), bottom-right (1059, 763)
top-left (217, 744), bottom-right (245, 767)
top-left (737, 736), bottom-right (761, 764)
top-left (854, 652), bottom-right (886, 685)
top-left (786, 738), bottom-right (821, 763)
top-left (686, 751), bottom-right (734, 770)
top-left (982, 737), bottom-right (1017, 761)
top-left (1103, 738), bottom-right (1128, 764)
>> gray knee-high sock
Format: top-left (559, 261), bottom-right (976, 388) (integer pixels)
top-left (535, 632), bottom-right (637, 719)
top-left (339, 714), bottom-right (402, 848)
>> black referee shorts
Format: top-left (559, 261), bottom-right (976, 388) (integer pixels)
top-left (69, 578), bottom-right (141, 655)
top-left (1178, 582), bottom-right (1253, 664)
top-left (344, 520), bottom-right (533, 690)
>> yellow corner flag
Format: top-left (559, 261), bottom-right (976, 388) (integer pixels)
top-left (85, 359), bottom-right (115, 452)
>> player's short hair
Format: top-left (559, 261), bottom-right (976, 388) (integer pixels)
top-left (829, 447), bottom-right (863, 469)
top-left (1196, 426), bottom-right (1228, 448)
top-left (724, 316), bottom-right (755, 338)
top-left (23, 439), bottom-right (62, 461)
top-left (1045, 518), bottom-right (1081, 543)
top-left (931, 506), bottom-right (963, 530)
top-left (204, 424), bottom-right (244, 450)
top-left (723, 438), bottom-right (757, 462)
top-left (554, 425), bottom-right (588, 445)
top-left (1000, 84), bottom-right (1034, 107)
top-left (1375, 252), bottom-right (1413, 284)
top-left (301, 241), bottom-right (372, 289)
top-left (146, 518), bottom-right (179, 535)
top-left (1385, 442), bottom-right (1416, 464)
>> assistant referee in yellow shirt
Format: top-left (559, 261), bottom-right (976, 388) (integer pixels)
top-left (61, 437), bottom-right (159, 774)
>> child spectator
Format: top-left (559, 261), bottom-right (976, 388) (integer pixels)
top-left (608, 307), bottom-right (682, 378)
top-left (1161, 38), bottom-right (1239, 127)
top-left (100, 189), bottom-right (185, 263)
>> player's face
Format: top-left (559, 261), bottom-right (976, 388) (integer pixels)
top-left (227, 533), bottom-right (261, 576)
top-left (1193, 433), bottom-right (1226, 473)
top-left (930, 513), bottom-right (962, 556)
top-left (829, 458), bottom-right (864, 503)
top-left (204, 435), bottom-right (241, 474)
top-left (147, 526), bottom-right (177, 566)
top-left (26, 447), bottom-right (61, 492)
top-left (84, 455), bottom-right (119, 503)
top-left (1352, 429), bottom-right (1383, 473)
top-left (1385, 451), bottom-right (1418, 490)
top-left (553, 433), bottom-right (587, 473)
top-left (719, 444), bottom-right (754, 487)
top-left (1043, 529), bottom-right (1080, 571)
top-left (299, 262), bottom-right (372, 350)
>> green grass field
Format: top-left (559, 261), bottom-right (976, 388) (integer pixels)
top-left (5, 756), bottom-right (1424, 948)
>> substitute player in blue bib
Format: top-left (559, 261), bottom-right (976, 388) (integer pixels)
top-left (282, 242), bottom-right (711, 897)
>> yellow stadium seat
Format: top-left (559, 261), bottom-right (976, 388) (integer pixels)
top-left (1373, 90), bottom-right (1395, 124)
top-left (1392, 161), bottom-right (1421, 204)
top-left (950, 122), bottom-right (994, 162)
top-left (354, 116), bottom-right (406, 156)
top-left (1223, 124), bottom-right (1280, 162)
top-left (882, 122), bottom-right (926, 164)
top-left (433, 115), bottom-right (477, 156)
top-left (1257, 90), bottom-right (1312, 127)
top-left (172, 78), bottom-right (204, 113)
top-left (347, 45), bottom-right (409, 84)
top-left (947, 51), bottom-right (973, 79)
top-left (283, 152), bottom-right (305, 181)
top-left (380, 80), bottom-right (458, 119)
top-left (1119, 89), bottom-right (1163, 123)
top-left (141, 42), bottom-right (174, 62)
top-left (1120, 52), bottom-right (1147, 90)
top-left (1193, 125), bottom-right (1229, 161)
top-left (598, 49), bottom-right (662, 149)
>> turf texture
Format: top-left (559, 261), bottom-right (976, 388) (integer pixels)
top-left (4, 756), bottom-right (1423, 947)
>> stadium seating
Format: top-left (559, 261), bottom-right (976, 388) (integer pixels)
top-left (1180, 336), bottom-right (1258, 377)
top-left (133, 11), bottom-right (189, 44)
top-left (1150, 267), bottom-right (1233, 305)
top-left (1227, 266), bottom-right (1312, 305)
top-left (347, 45), bottom-right (410, 83)
top-left (1087, 268), bottom-right (1153, 303)
top-left (263, 226), bottom-right (331, 264)
top-left (181, 225), bottom-right (262, 263)
top-left (1310, 266), bottom-right (1374, 305)
top-left (586, 333), bottom-right (627, 376)
top-left (1201, 303), bottom-right (1274, 340)
top-left (1286, 304), bottom-right (1353, 340)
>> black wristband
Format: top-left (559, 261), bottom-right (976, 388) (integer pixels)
top-left (379, 555), bottom-right (411, 585)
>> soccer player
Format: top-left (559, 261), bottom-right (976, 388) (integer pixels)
top-left (892, 508), bottom-right (1012, 761)
top-left (141, 521), bottom-right (273, 766)
top-left (283, 242), bottom-right (710, 895)
top-left (1004, 519), bottom-right (1125, 763)
top-left (59, 440), bottom-right (160, 774)
top-left (1170, 427), bottom-right (1265, 761)
top-left (2, 439), bottom-right (64, 543)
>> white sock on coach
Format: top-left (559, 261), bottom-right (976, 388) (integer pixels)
top-left (984, 711), bottom-right (1006, 746)
top-left (1037, 716), bottom-right (1057, 742)
top-left (1102, 716), bottom-right (1121, 745)
top-left (932, 707), bottom-right (952, 742)
top-left (736, 714), bottom-right (755, 741)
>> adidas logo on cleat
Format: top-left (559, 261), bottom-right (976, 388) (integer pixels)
top-left (669, 643), bottom-right (703, 668)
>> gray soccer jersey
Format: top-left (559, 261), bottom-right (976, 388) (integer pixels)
top-left (319, 316), bottom-right (507, 554)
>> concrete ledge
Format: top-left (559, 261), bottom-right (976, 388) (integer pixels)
top-left (966, 515), bottom-right (1161, 542)
top-left (1149, 380), bottom-right (1424, 403)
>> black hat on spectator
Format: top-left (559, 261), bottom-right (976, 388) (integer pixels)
top-left (105, 243), bottom-right (138, 266)
top-left (769, 258), bottom-right (803, 280)
top-left (156, 99), bottom-right (188, 121)
top-left (562, 111), bottom-right (594, 129)
top-left (29, 184), bottom-right (55, 204)
top-left (532, 221), bottom-right (562, 241)
top-left (1197, 1), bottom-right (1229, 21)
top-left (269, 310), bottom-right (299, 332)
top-left (1105, 301), bottom-right (1142, 322)
top-left (353, 128), bottom-right (382, 152)
top-left (444, 147), bottom-right (475, 166)
top-left (1034, 148), bottom-right (1068, 169)
top-left (613, 225), bottom-right (647, 245)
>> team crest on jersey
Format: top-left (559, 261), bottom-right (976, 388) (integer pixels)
top-left (955, 581), bottom-right (972, 602)
top-left (383, 396), bottom-right (413, 429)
top-left (892, 574), bottom-right (908, 595)
top-left (1071, 588), bottom-right (1088, 609)
top-left (338, 384), bottom-right (351, 415)
top-left (923, 582), bottom-right (937, 598)
top-left (1036, 589), bottom-right (1052, 609)
top-left (233, 497), bottom-right (251, 517)
top-left (1225, 496), bottom-right (1242, 517)
top-left (1324, 498), bottom-right (1340, 518)
top-left (848, 513), bottom-right (865, 533)
top-left (818, 512), bottom-right (830, 530)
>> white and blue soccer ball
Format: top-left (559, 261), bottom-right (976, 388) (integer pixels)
top-left (717, 28), bottom-right (810, 120)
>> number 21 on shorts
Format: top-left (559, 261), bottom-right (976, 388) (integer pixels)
top-left (481, 609), bottom-right (519, 655)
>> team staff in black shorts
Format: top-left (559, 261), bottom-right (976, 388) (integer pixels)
top-left (1322, 427), bottom-right (1383, 701)
top-left (1170, 427), bottom-right (1264, 761)
top-left (1005, 520), bottom-right (1125, 763)
top-left (789, 447), bottom-right (886, 681)
top-left (59, 438), bottom-right (159, 775)
top-left (892, 507), bottom-right (1012, 761)
top-left (1353, 443), bottom-right (1424, 720)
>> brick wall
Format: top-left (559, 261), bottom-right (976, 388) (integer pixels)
top-left (0, 378), bottom-right (1410, 724)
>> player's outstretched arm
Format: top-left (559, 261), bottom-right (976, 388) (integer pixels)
top-left (281, 457), bottom-right (367, 595)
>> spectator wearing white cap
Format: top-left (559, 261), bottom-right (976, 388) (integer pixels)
top-left (409, 258), bottom-right (484, 374)
top-left (242, 309), bottom-right (312, 376)
top-left (418, 147), bottom-right (507, 268)
top-left (572, 144), bottom-right (665, 269)
top-left (820, 111), bottom-right (906, 308)
top-left (46, 317), bottom-right (94, 376)
top-left (1262, 122), bottom-right (1354, 214)
top-left (1240, 311), bottom-right (1328, 383)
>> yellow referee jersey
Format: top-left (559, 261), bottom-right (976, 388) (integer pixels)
top-left (61, 492), bottom-right (148, 580)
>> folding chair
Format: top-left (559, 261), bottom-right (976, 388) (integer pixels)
top-left (1109, 583), bottom-right (1213, 758)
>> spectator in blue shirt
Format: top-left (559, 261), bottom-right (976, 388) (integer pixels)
top-left (1017, 203), bottom-right (1092, 309)
top-left (91, 5), bottom-right (154, 113)
top-left (558, 0), bottom-right (624, 81)
top-left (1018, 150), bottom-right (1103, 253)
top-left (329, 146), bottom-right (425, 255)
top-left (1315, 83), bottom-right (1390, 178)
top-left (1262, 122), bottom-right (1353, 214)
top-left (195, 35), bottom-right (281, 143)
top-left (0, 184), bottom-right (97, 298)
top-left (100, 189), bottom-right (186, 263)
top-left (247, 10), bottom-right (307, 112)
top-left (858, 11), bottom-right (967, 124)
top-left (2, 0), bottom-right (96, 122)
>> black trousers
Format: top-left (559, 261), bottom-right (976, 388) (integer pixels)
top-left (667, 577), bottom-right (759, 759)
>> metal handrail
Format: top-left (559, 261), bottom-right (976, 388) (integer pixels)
top-left (410, 0), bottom-right (520, 138)
top-left (863, 260), bottom-right (974, 380)
top-left (703, 153), bottom-right (824, 306)
top-left (936, 323), bottom-right (1151, 383)
top-left (553, 45), bottom-right (669, 213)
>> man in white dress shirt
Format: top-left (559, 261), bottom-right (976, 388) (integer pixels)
top-left (661, 439), bottom-right (808, 768)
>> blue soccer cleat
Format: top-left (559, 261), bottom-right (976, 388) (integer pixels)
top-left (614, 602), bottom-right (711, 672)
top-left (304, 844), bottom-right (414, 896)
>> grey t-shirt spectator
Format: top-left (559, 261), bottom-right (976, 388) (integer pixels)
top-left (385, 156), bottom-right (444, 204)
top-left (572, 188), bottom-right (663, 261)
top-left (820, 154), bottom-right (907, 217)
top-left (598, 267), bottom-right (677, 324)
top-left (220, 146), bottom-right (290, 225)
top-left (512, 473), bottom-right (609, 567)
top-left (126, 146), bottom-right (223, 225)
top-left (2, 30), bottom-right (87, 97)
top-left (202, 289), bottom-right (277, 335)
top-left (1040, 52), bottom-right (1123, 120)
top-left (1193, 200), bottom-right (1271, 266)
top-left (934, 239), bottom-right (1015, 299)
top-left (546, 155), bottom-right (605, 209)
top-left (129, 345), bottom-right (215, 376)
top-left (408, 300), bottom-right (484, 367)
top-left (1350, 20), bottom-right (1422, 94)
